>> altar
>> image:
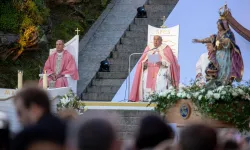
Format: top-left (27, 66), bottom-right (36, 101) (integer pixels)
top-left (0, 87), bottom-right (70, 133)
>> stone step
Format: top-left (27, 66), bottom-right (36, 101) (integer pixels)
top-left (81, 92), bottom-right (114, 101)
top-left (92, 79), bottom-right (125, 86)
top-left (109, 64), bottom-right (138, 72)
top-left (96, 72), bottom-right (127, 79)
top-left (121, 37), bottom-right (146, 46)
top-left (146, 11), bottom-right (172, 18)
top-left (130, 24), bottom-right (148, 32)
top-left (111, 51), bottom-right (130, 59)
top-left (134, 18), bottom-right (162, 26)
top-left (97, 23), bottom-right (129, 32)
top-left (148, 0), bottom-right (178, 5)
top-left (109, 64), bottom-right (129, 72)
top-left (86, 85), bottom-right (120, 94)
top-left (125, 31), bottom-right (147, 38)
top-left (130, 24), bottom-right (162, 33)
top-left (109, 56), bottom-right (141, 65)
top-left (144, 5), bottom-right (176, 13)
top-left (111, 51), bottom-right (144, 59)
top-left (116, 44), bottom-right (146, 52)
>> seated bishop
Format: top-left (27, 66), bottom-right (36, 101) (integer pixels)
top-left (39, 40), bottom-right (79, 88)
top-left (129, 35), bottom-right (180, 102)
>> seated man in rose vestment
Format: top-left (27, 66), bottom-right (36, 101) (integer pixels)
top-left (129, 35), bottom-right (180, 102)
top-left (39, 40), bottom-right (79, 88)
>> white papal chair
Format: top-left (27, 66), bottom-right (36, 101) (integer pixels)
top-left (39, 35), bottom-right (79, 94)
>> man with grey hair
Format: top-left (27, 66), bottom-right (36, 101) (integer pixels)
top-left (130, 35), bottom-right (180, 102)
top-left (39, 39), bottom-right (79, 88)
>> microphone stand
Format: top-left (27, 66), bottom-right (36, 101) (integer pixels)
top-left (128, 48), bottom-right (157, 101)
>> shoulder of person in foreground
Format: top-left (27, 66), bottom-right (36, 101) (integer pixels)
top-left (11, 125), bottom-right (65, 150)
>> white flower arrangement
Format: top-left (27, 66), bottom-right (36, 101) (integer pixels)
top-left (154, 84), bottom-right (250, 102)
top-left (149, 82), bottom-right (250, 132)
top-left (57, 90), bottom-right (85, 114)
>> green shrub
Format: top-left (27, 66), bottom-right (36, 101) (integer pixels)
top-left (0, 3), bottom-right (20, 33)
top-left (51, 20), bottom-right (84, 45)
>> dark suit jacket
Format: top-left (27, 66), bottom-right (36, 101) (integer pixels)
top-left (11, 113), bottom-right (66, 150)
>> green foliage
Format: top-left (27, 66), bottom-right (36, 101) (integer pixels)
top-left (16, 0), bottom-right (49, 30)
top-left (49, 0), bottom-right (110, 45)
top-left (51, 19), bottom-right (84, 45)
top-left (0, 44), bottom-right (48, 88)
top-left (149, 88), bottom-right (180, 114)
top-left (0, 0), bottom-right (110, 88)
top-left (101, 0), bottom-right (109, 8)
top-left (0, 3), bottom-right (21, 33)
top-left (149, 83), bottom-right (250, 132)
top-left (0, 1), bottom-right (49, 33)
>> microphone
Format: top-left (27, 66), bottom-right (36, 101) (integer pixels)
top-left (144, 47), bottom-right (157, 53)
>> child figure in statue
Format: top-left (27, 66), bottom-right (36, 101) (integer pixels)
top-left (192, 9), bottom-right (244, 87)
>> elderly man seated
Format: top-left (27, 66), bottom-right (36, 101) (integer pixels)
top-left (39, 40), bottom-right (79, 88)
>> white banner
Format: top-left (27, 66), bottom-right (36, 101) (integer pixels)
top-left (147, 25), bottom-right (179, 59)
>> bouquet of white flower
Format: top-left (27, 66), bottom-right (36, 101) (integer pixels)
top-left (57, 90), bottom-right (85, 114)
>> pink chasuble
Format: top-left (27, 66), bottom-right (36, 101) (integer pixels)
top-left (39, 50), bottom-right (79, 88)
top-left (129, 44), bottom-right (180, 102)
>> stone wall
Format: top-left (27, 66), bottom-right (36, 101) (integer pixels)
top-left (85, 109), bottom-right (158, 140)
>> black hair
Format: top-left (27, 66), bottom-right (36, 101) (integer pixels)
top-left (77, 119), bottom-right (115, 150)
top-left (179, 124), bottom-right (217, 150)
top-left (217, 20), bottom-right (226, 31)
top-left (14, 87), bottom-right (51, 114)
top-left (135, 115), bottom-right (174, 150)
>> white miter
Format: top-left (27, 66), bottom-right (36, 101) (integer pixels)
top-left (161, 60), bottom-right (170, 67)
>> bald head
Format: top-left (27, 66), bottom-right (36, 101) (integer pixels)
top-left (154, 35), bottom-right (162, 48)
top-left (56, 40), bottom-right (64, 53)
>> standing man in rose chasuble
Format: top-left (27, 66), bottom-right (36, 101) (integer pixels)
top-left (39, 40), bottom-right (79, 88)
top-left (129, 35), bottom-right (180, 102)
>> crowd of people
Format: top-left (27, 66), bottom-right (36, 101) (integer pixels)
top-left (0, 86), bottom-right (250, 150)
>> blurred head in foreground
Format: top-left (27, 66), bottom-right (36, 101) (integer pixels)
top-left (0, 111), bottom-right (10, 150)
top-left (179, 124), bottom-right (217, 150)
top-left (135, 114), bottom-right (174, 150)
top-left (67, 110), bottom-right (120, 150)
top-left (13, 86), bottom-right (51, 127)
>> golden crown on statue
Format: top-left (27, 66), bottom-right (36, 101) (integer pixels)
top-left (219, 2), bottom-right (230, 20)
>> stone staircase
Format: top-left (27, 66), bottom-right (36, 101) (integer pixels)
top-left (81, 0), bottom-right (178, 101)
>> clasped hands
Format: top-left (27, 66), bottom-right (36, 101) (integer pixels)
top-left (49, 73), bottom-right (63, 81)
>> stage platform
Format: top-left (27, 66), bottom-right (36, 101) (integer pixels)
top-left (83, 101), bottom-right (155, 110)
